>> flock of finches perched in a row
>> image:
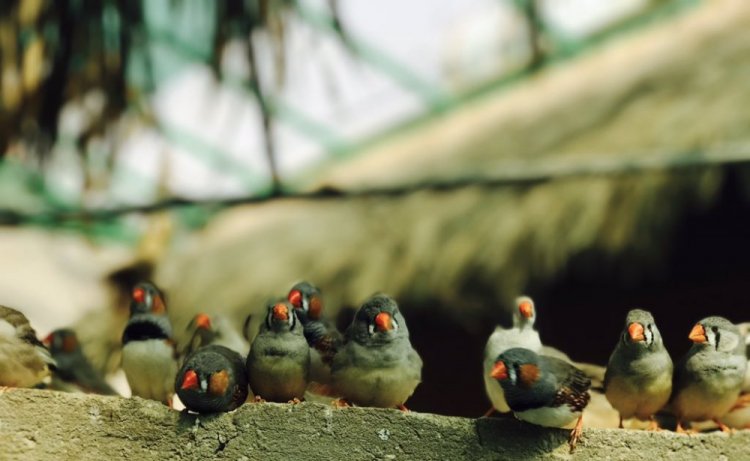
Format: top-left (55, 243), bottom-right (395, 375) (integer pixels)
top-left (1, 284), bottom-right (749, 453)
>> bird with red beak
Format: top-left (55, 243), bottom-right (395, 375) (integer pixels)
top-left (483, 295), bottom-right (543, 415)
top-left (121, 282), bottom-right (177, 406)
top-left (176, 344), bottom-right (248, 413)
top-left (671, 316), bottom-right (747, 433)
top-left (181, 312), bottom-right (249, 359)
top-left (330, 294), bottom-right (422, 410)
top-left (246, 300), bottom-right (310, 402)
top-left (604, 309), bottom-right (672, 429)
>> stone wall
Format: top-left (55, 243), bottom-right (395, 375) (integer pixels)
top-left (1, 389), bottom-right (747, 460)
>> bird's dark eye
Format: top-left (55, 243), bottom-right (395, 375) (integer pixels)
top-left (712, 326), bottom-right (719, 333)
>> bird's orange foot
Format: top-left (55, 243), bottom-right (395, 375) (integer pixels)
top-left (253, 395), bottom-right (266, 403)
top-left (332, 398), bottom-right (351, 408)
top-left (0, 386), bottom-right (11, 395)
top-left (569, 415), bottom-right (584, 453)
top-left (482, 407), bottom-right (496, 418)
top-left (675, 421), bottom-right (697, 435)
top-left (730, 393), bottom-right (750, 411)
top-left (713, 419), bottom-right (734, 434)
top-left (288, 397), bottom-right (302, 405)
top-left (647, 417), bottom-right (661, 431)
top-left (397, 404), bottom-right (410, 413)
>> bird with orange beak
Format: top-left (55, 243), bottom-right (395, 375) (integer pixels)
top-left (121, 282), bottom-right (178, 406)
top-left (287, 281), bottom-right (343, 385)
top-left (246, 300), bottom-right (310, 402)
top-left (44, 328), bottom-right (117, 395)
top-left (671, 316), bottom-right (747, 433)
top-left (182, 312), bottom-right (249, 359)
top-left (491, 347), bottom-right (591, 453)
top-left (176, 344), bottom-right (248, 413)
top-left (483, 295), bottom-right (543, 414)
top-left (603, 309), bottom-right (672, 429)
top-left (330, 294), bottom-right (422, 409)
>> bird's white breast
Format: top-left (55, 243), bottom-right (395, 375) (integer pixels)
top-left (122, 339), bottom-right (176, 403)
top-left (516, 405), bottom-right (580, 429)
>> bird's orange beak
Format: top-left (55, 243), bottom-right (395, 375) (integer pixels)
top-left (288, 289), bottom-right (302, 308)
top-left (195, 313), bottom-right (211, 330)
top-left (627, 322), bottom-right (645, 342)
top-left (273, 303), bottom-right (289, 321)
top-left (688, 324), bottom-right (707, 343)
top-left (519, 301), bottom-right (533, 319)
top-left (132, 287), bottom-right (145, 303)
top-left (490, 361), bottom-right (508, 380)
top-left (375, 312), bottom-right (393, 332)
top-left (181, 369), bottom-right (199, 390)
top-left (42, 333), bottom-right (53, 347)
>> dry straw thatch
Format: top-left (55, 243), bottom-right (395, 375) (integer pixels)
top-left (76, 1), bottom-right (750, 363)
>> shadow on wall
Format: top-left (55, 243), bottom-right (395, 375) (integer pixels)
top-left (407, 166), bottom-right (750, 417)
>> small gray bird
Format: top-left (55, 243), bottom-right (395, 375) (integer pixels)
top-left (121, 282), bottom-right (178, 406)
top-left (44, 328), bottom-right (117, 395)
top-left (491, 347), bottom-right (591, 453)
top-left (0, 305), bottom-right (55, 388)
top-left (182, 312), bottom-right (249, 359)
top-left (483, 296), bottom-right (543, 414)
top-left (176, 344), bottom-right (249, 413)
top-left (671, 316), bottom-right (747, 433)
top-left (287, 281), bottom-right (342, 385)
top-left (246, 300), bottom-right (310, 402)
top-left (604, 309), bottom-right (672, 429)
top-left (331, 294), bottom-right (422, 410)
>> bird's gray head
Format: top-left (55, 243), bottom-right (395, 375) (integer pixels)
top-left (185, 313), bottom-right (217, 351)
top-left (287, 281), bottom-right (323, 322)
top-left (129, 282), bottom-right (168, 317)
top-left (688, 316), bottom-right (744, 354)
top-left (512, 296), bottom-right (536, 329)
top-left (620, 308), bottom-right (662, 349)
top-left (42, 328), bottom-right (80, 354)
top-left (263, 300), bottom-right (299, 333)
top-left (349, 294), bottom-right (409, 344)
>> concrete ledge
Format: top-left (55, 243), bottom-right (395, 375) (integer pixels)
top-left (1, 389), bottom-right (748, 460)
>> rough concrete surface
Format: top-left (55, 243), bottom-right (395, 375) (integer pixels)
top-left (1, 389), bottom-right (749, 460)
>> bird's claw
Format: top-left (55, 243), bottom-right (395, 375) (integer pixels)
top-left (713, 419), bottom-right (734, 434)
top-left (253, 395), bottom-right (266, 403)
top-left (397, 404), bottom-right (410, 413)
top-left (675, 421), bottom-right (697, 435)
top-left (288, 397), bottom-right (302, 405)
top-left (332, 398), bottom-right (350, 408)
top-left (730, 393), bottom-right (750, 411)
top-left (568, 415), bottom-right (584, 453)
top-left (482, 407), bottom-right (496, 418)
top-left (647, 417), bottom-right (661, 431)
